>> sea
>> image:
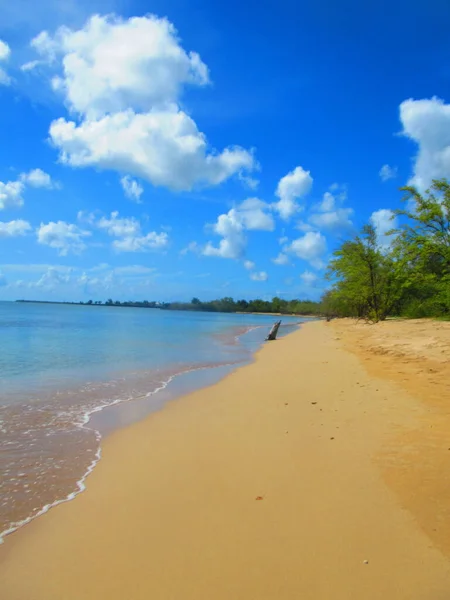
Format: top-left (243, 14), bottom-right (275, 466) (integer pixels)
top-left (0, 301), bottom-right (306, 543)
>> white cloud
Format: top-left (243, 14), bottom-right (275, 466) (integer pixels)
top-left (203, 210), bottom-right (245, 259)
top-left (308, 187), bottom-right (353, 233)
top-left (49, 109), bottom-right (255, 191)
top-left (328, 183), bottom-right (347, 201)
top-left (97, 211), bottom-right (140, 237)
top-left (20, 168), bottom-right (56, 188)
top-left (203, 198), bottom-right (273, 259)
top-left (40, 15), bottom-right (210, 118)
top-left (120, 176), bottom-right (143, 202)
top-left (285, 231), bottom-right (327, 267)
top-left (0, 169), bottom-right (57, 210)
top-left (0, 69), bottom-right (10, 86)
top-left (77, 210), bottom-right (97, 225)
top-left (273, 166), bottom-right (313, 220)
top-left (180, 241), bottom-right (199, 255)
top-left (379, 164), bottom-right (398, 182)
top-left (113, 231), bottom-right (168, 252)
top-left (0, 220), bottom-right (31, 237)
top-left (21, 60), bottom-right (41, 72)
top-left (319, 191), bottom-right (335, 212)
top-left (36, 267), bottom-right (71, 288)
top-left (244, 260), bottom-right (255, 270)
top-left (238, 173), bottom-right (259, 190)
top-left (0, 39), bottom-right (11, 85)
top-left (31, 30), bottom-right (58, 62)
top-left (37, 221), bottom-right (91, 255)
top-left (93, 211), bottom-right (168, 253)
top-left (0, 40), bottom-right (10, 61)
top-left (309, 207), bottom-right (354, 232)
top-left (300, 270), bottom-right (318, 286)
top-left (272, 252), bottom-right (289, 265)
top-left (250, 271), bottom-right (268, 282)
top-left (18, 262), bottom-right (157, 293)
top-left (400, 97), bottom-right (450, 191)
top-left (295, 220), bottom-right (314, 233)
top-left (238, 198), bottom-right (274, 231)
top-left (0, 181), bottom-right (25, 210)
top-left (370, 208), bottom-right (398, 250)
top-left (32, 14), bottom-right (256, 191)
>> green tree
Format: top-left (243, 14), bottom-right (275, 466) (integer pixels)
top-left (391, 179), bottom-right (450, 317)
top-left (271, 296), bottom-right (282, 313)
top-left (327, 224), bottom-right (400, 322)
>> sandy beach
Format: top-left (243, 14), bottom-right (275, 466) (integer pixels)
top-left (1, 319), bottom-right (450, 599)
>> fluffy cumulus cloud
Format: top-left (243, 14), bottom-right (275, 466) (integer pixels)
top-left (37, 221), bottom-right (91, 255)
top-left (273, 166), bottom-right (313, 220)
top-left (0, 219), bottom-right (31, 237)
top-left (203, 210), bottom-right (245, 259)
top-left (370, 208), bottom-right (398, 250)
top-left (319, 191), bottom-right (335, 212)
top-left (309, 207), bottom-right (354, 232)
top-left (0, 181), bottom-right (24, 210)
top-left (204, 198), bottom-right (273, 259)
top-left (20, 168), bottom-right (56, 188)
top-left (97, 212), bottom-right (141, 237)
top-left (30, 14), bottom-right (256, 191)
top-left (236, 198), bottom-right (275, 231)
top-left (120, 176), bottom-right (143, 202)
top-left (272, 252), bottom-right (289, 265)
top-left (0, 169), bottom-right (57, 210)
top-left (87, 210), bottom-right (168, 252)
top-left (250, 271), bottom-right (268, 282)
top-left (308, 189), bottom-right (354, 233)
top-left (243, 260), bottom-right (255, 270)
top-left (400, 97), bottom-right (450, 191)
top-left (285, 231), bottom-right (327, 268)
top-left (34, 16), bottom-right (210, 117)
top-left (379, 164), bottom-right (398, 182)
top-left (0, 39), bottom-right (11, 85)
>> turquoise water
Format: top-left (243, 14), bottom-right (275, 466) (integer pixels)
top-left (0, 301), bottom-right (305, 542)
top-left (0, 301), bottom-right (296, 398)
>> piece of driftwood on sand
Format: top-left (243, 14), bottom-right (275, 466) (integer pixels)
top-left (266, 320), bottom-right (281, 341)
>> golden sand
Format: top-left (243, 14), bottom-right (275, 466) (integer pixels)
top-left (1, 320), bottom-right (450, 599)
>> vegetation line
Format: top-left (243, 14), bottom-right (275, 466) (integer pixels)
top-left (324, 179), bottom-right (450, 322)
top-left (15, 297), bottom-right (323, 316)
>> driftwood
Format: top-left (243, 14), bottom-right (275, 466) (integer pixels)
top-left (266, 320), bottom-right (281, 341)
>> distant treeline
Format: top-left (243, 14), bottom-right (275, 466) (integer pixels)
top-left (16, 297), bottom-right (323, 315)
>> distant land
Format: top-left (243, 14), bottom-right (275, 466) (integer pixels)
top-left (16, 297), bottom-right (323, 316)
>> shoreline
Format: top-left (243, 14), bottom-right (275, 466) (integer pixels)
top-left (0, 319), bottom-right (303, 546)
top-left (2, 320), bottom-right (450, 598)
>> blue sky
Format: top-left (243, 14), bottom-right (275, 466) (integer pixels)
top-left (1, 0), bottom-right (450, 302)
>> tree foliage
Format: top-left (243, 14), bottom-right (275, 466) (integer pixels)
top-left (324, 179), bottom-right (450, 321)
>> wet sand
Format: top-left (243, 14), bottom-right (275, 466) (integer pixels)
top-left (1, 319), bottom-right (450, 599)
